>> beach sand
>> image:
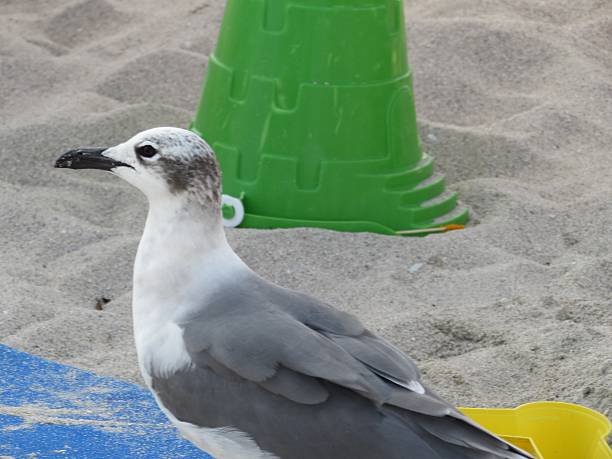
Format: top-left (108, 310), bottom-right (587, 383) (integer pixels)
top-left (1, 0), bottom-right (610, 421)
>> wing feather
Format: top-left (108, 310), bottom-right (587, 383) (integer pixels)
top-left (176, 272), bottom-right (532, 459)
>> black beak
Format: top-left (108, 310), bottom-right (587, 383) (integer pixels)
top-left (54, 148), bottom-right (133, 171)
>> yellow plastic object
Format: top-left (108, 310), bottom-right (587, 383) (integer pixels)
top-left (460, 402), bottom-right (612, 459)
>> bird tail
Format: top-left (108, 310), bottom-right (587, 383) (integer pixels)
top-left (414, 411), bottom-right (535, 459)
top-left (384, 403), bottom-right (534, 459)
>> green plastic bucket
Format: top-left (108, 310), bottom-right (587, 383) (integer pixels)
top-left (192, 0), bottom-right (468, 234)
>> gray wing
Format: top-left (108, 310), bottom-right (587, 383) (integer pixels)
top-left (155, 272), bottom-right (531, 459)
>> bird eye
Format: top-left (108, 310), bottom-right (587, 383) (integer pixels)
top-left (135, 144), bottom-right (158, 159)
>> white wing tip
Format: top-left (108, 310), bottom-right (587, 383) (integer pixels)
top-left (408, 380), bottom-right (426, 394)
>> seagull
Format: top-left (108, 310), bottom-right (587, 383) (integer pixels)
top-left (55, 127), bottom-right (532, 459)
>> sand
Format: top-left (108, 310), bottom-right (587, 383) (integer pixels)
top-left (0, 0), bottom-right (610, 424)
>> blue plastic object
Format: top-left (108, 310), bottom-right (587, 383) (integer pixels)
top-left (0, 344), bottom-right (211, 459)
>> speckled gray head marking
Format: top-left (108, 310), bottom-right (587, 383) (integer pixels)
top-left (56, 127), bottom-right (224, 211)
top-left (134, 129), bottom-right (222, 204)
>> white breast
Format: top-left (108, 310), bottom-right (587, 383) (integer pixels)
top-left (132, 232), bottom-right (245, 380)
top-left (131, 202), bottom-right (268, 458)
top-left (135, 321), bottom-right (193, 385)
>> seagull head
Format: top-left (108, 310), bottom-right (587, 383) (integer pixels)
top-left (55, 127), bottom-right (222, 212)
